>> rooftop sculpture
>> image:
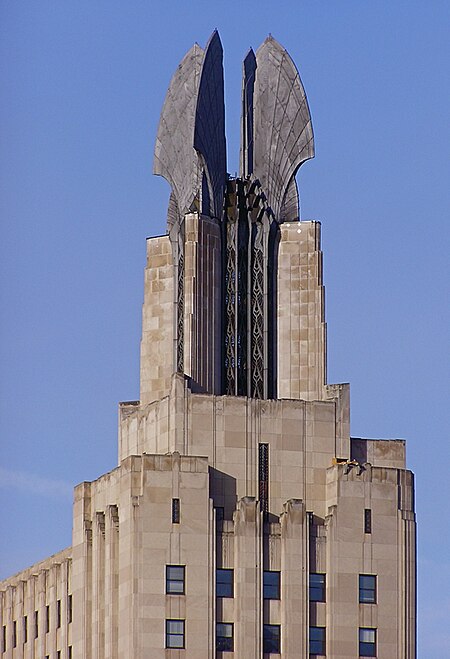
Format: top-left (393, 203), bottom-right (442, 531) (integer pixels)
top-left (153, 31), bottom-right (315, 399)
top-left (153, 30), bottom-right (314, 226)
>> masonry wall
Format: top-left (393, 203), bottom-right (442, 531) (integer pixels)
top-left (0, 550), bottom-right (72, 659)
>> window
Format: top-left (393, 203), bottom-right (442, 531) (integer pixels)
top-left (263, 624), bottom-right (280, 654)
top-left (263, 571), bottom-right (280, 599)
top-left (165, 619), bottom-right (185, 649)
top-left (68, 646), bottom-right (73, 659)
top-left (34, 611), bottom-right (39, 639)
top-left (359, 575), bottom-right (376, 604)
top-left (364, 509), bottom-right (372, 534)
top-left (166, 565), bottom-right (185, 594)
top-left (57, 599), bottom-right (61, 628)
top-left (309, 573), bottom-right (326, 602)
top-left (45, 605), bottom-right (50, 633)
top-left (172, 498), bottom-right (180, 524)
top-left (359, 628), bottom-right (376, 657)
top-left (2, 625), bottom-right (6, 652)
top-left (68, 594), bottom-right (73, 624)
top-left (215, 506), bottom-right (224, 521)
top-left (309, 626), bottom-right (326, 655)
top-left (23, 616), bottom-right (27, 643)
top-left (216, 569), bottom-right (233, 598)
top-left (57, 651), bottom-right (61, 659)
top-left (12, 621), bottom-right (17, 648)
top-left (216, 622), bottom-right (233, 652)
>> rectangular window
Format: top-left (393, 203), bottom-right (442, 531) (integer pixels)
top-left (23, 616), bottom-right (27, 643)
top-left (57, 651), bottom-right (61, 659)
top-left (45, 605), bottom-right (50, 633)
top-left (34, 610), bottom-right (39, 639)
top-left (263, 624), bottom-right (280, 654)
top-left (215, 506), bottom-right (224, 521)
top-left (68, 646), bottom-right (72, 659)
top-left (359, 628), bottom-right (376, 657)
top-left (172, 498), bottom-right (180, 524)
top-left (68, 594), bottom-right (72, 624)
top-left (216, 569), bottom-right (233, 598)
top-left (364, 508), bottom-right (372, 534)
top-left (165, 619), bottom-right (184, 649)
top-left (2, 625), bottom-right (6, 652)
top-left (166, 565), bottom-right (185, 594)
top-left (309, 626), bottom-right (326, 655)
top-left (12, 621), bottom-right (16, 648)
top-left (263, 571), bottom-right (280, 599)
top-left (216, 622), bottom-right (233, 652)
top-left (309, 573), bottom-right (326, 602)
top-left (57, 599), bottom-right (61, 628)
top-left (359, 575), bottom-right (376, 604)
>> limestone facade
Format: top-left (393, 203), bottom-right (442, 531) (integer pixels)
top-left (0, 31), bottom-right (416, 659)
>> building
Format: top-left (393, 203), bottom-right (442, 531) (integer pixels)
top-left (0, 31), bottom-right (416, 658)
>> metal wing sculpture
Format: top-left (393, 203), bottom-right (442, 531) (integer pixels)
top-left (242, 35), bottom-right (314, 222)
top-left (193, 30), bottom-right (227, 220)
top-left (153, 31), bottom-right (227, 226)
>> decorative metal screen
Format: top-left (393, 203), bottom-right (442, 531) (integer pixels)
top-left (259, 443), bottom-right (269, 513)
top-left (222, 177), bottom-right (277, 399)
top-left (176, 241), bottom-right (184, 373)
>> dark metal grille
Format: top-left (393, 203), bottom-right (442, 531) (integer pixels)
top-left (225, 217), bottom-right (237, 394)
top-left (172, 498), bottom-right (180, 524)
top-left (222, 177), bottom-right (277, 399)
top-left (251, 222), bottom-right (265, 398)
top-left (364, 508), bottom-right (372, 534)
top-left (259, 443), bottom-right (269, 513)
top-left (176, 245), bottom-right (184, 373)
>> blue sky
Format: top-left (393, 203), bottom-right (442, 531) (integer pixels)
top-left (1, 1), bottom-right (449, 654)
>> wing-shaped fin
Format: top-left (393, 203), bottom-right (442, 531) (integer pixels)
top-left (240, 48), bottom-right (256, 178)
top-left (253, 36), bottom-right (314, 220)
top-left (193, 30), bottom-right (227, 220)
top-left (153, 43), bottom-right (205, 217)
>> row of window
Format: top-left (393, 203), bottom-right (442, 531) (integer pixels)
top-left (309, 627), bottom-right (377, 657)
top-left (1, 644), bottom-right (72, 659)
top-left (1, 596), bottom-right (72, 652)
top-left (310, 573), bottom-right (377, 604)
top-left (166, 566), bottom-right (281, 599)
top-left (165, 619), bottom-right (280, 653)
top-left (166, 565), bottom-right (377, 606)
top-left (166, 619), bottom-right (377, 656)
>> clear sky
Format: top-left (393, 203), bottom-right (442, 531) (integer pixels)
top-left (0, 1), bottom-right (449, 654)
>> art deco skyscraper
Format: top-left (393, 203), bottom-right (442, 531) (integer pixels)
top-left (0, 31), bottom-right (416, 658)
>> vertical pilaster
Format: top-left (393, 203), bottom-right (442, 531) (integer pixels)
top-left (105, 506), bottom-right (119, 659)
top-left (281, 499), bottom-right (308, 657)
top-left (234, 497), bottom-right (262, 658)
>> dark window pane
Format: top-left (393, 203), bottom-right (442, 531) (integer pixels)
top-left (216, 569), bottom-right (233, 597)
top-left (68, 595), bottom-right (73, 624)
top-left (216, 623), bottom-right (233, 651)
top-left (166, 619), bottom-right (185, 649)
top-left (309, 626), bottom-right (325, 655)
top-left (309, 573), bottom-right (326, 602)
top-left (263, 624), bottom-right (280, 653)
top-left (166, 565), bottom-right (185, 594)
top-left (359, 575), bottom-right (376, 604)
top-left (359, 628), bottom-right (376, 657)
top-left (263, 571), bottom-right (280, 599)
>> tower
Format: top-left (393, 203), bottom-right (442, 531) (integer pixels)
top-left (0, 31), bottom-right (416, 658)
